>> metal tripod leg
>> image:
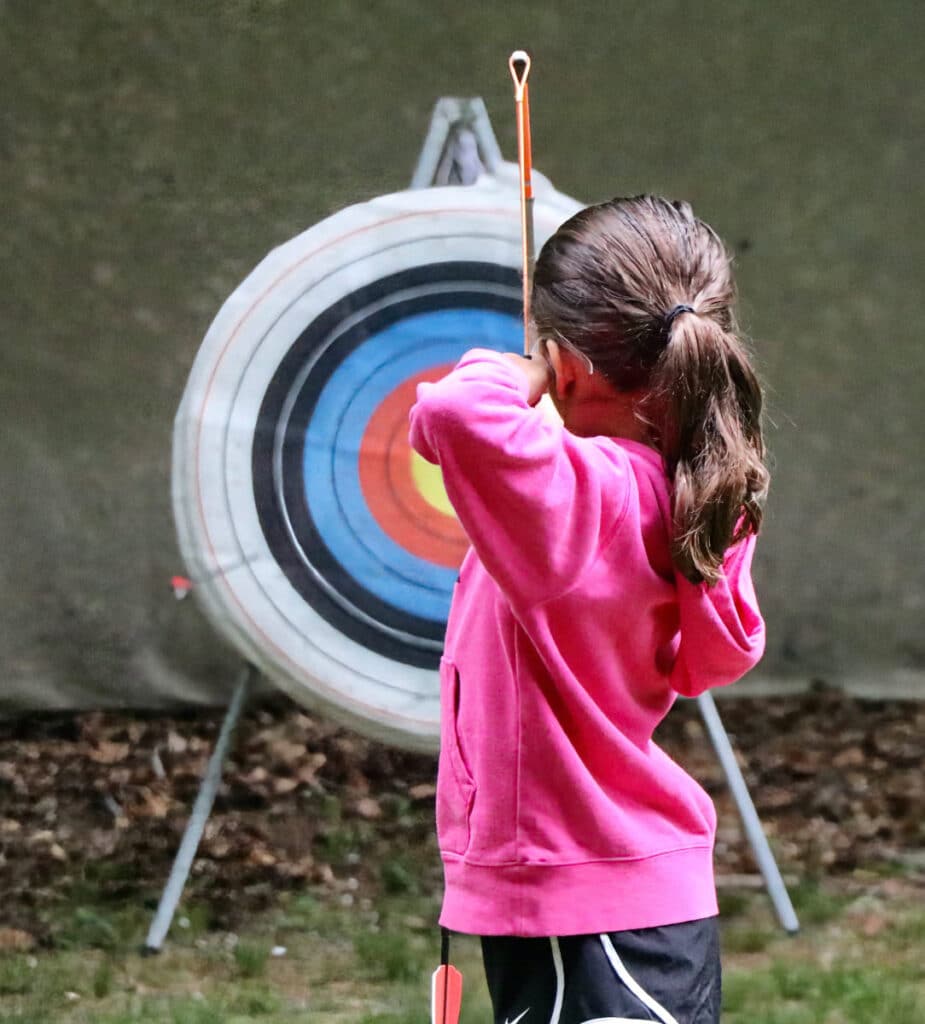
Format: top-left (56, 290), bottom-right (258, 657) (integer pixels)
top-left (696, 690), bottom-right (800, 933)
top-left (143, 663), bottom-right (256, 953)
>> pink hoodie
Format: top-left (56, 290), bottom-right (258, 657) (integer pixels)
top-left (409, 349), bottom-right (765, 937)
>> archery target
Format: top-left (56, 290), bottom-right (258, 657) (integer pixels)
top-left (173, 176), bottom-right (582, 751)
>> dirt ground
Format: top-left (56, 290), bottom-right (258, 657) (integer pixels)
top-left (1, 687), bottom-right (923, 945)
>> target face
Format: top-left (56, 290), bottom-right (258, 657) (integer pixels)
top-left (173, 179), bottom-right (582, 751)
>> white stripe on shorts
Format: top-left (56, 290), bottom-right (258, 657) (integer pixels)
top-left (549, 937), bottom-right (566, 1024)
top-left (599, 934), bottom-right (680, 1024)
top-left (579, 1018), bottom-right (661, 1023)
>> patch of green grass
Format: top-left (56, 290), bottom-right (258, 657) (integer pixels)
top-left (93, 957), bottom-right (116, 999)
top-left (273, 891), bottom-right (366, 952)
top-left (275, 892), bottom-right (322, 930)
top-left (358, 1013), bottom-right (418, 1024)
top-left (379, 858), bottom-right (419, 896)
top-left (722, 922), bottom-right (775, 954)
top-left (725, 962), bottom-right (925, 1024)
top-left (787, 878), bottom-right (851, 926)
top-left (319, 794), bottom-right (344, 823)
top-left (168, 996), bottom-right (225, 1024)
top-left (60, 906), bottom-right (121, 951)
top-left (811, 966), bottom-right (923, 1023)
top-left (233, 940), bottom-right (270, 979)
top-left (0, 955), bottom-right (36, 997)
top-left (892, 906), bottom-right (925, 949)
top-left (717, 887), bottom-right (753, 918)
top-left (722, 967), bottom-right (776, 1014)
top-left (378, 794), bottom-right (413, 821)
top-left (0, 1007), bottom-right (50, 1024)
top-left (43, 891), bottom-right (150, 954)
top-left (0, 952), bottom-right (88, 1007)
top-left (315, 823), bottom-right (363, 868)
top-left (169, 904), bottom-right (214, 944)
top-left (353, 932), bottom-right (424, 983)
top-left (226, 981), bottom-right (282, 1015)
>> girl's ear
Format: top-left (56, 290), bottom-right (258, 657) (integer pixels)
top-left (544, 340), bottom-right (575, 400)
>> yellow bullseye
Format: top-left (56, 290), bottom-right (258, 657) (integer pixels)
top-left (410, 450), bottom-right (456, 518)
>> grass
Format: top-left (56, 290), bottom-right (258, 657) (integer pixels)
top-left (232, 942), bottom-right (270, 980)
top-left (378, 858), bottom-right (421, 896)
top-left (1, 876), bottom-right (923, 1023)
top-left (353, 932), bottom-right (422, 984)
top-left (718, 880), bottom-right (925, 1024)
top-left (787, 876), bottom-right (853, 926)
top-left (723, 963), bottom-right (925, 1024)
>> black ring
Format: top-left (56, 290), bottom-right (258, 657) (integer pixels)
top-left (251, 261), bottom-right (521, 669)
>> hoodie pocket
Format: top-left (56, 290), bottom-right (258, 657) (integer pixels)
top-left (436, 657), bottom-right (476, 856)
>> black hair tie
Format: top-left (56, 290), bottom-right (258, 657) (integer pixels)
top-left (664, 304), bottom-right (696, 332)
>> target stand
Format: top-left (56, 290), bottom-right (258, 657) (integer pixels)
top-left (146, 101), bottom-right (797, 952)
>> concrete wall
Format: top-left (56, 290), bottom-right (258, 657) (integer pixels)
top-left (2, 1), bottom-right (922, 715)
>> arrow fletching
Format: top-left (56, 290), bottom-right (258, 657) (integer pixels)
top-left (431, 963), bottom-right (463, 1024)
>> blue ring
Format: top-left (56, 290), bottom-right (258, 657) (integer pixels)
top-left (304, 308), bottom-right (519, 621)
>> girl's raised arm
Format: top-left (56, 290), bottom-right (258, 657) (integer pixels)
top-left (409, 348), bottom-right (631, 608)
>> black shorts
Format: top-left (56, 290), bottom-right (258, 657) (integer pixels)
top-left (481, 917), bottom-right (721, 1024)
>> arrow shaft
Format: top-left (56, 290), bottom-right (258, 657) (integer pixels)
top-left (509, 50), bottom-right (535, 353)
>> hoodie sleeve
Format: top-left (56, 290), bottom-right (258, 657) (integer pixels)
top-left (408, 348), bottom-right (631, 607)
top-left (669, 533), bottom-right (766, 697)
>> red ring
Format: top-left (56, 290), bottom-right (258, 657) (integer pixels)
top-left (358, 366), bottom-right (468, 569)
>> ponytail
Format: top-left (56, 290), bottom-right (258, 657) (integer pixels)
top-left (532, 194), bottom-right (770, 585)
top-left (652, 312), bottom-right (768, 586)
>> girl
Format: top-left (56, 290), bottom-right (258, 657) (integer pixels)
top-left (409, 195), bottom-right (768, 1024)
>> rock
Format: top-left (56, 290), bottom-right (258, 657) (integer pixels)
top-left (0, 928), bottom-right (35, 951)
top-left (355, 797), bottom-right (382, 820)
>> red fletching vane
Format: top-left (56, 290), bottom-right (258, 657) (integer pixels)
top-left (431, 963), bottom-right (463, 1024)
top-left (170, 575), bottom-right (193, 600)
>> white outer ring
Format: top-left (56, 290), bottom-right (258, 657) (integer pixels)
top-left (172, 175), bottom-right (582, 752)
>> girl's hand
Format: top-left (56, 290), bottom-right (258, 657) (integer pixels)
top-left (502, 352), bottom-right (552, 406)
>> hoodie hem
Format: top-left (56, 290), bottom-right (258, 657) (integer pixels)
top-left (439, 844), bottom-right (718, 937)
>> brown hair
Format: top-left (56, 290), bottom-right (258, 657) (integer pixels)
top-left (532, 195), bottom-right (769, 585)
